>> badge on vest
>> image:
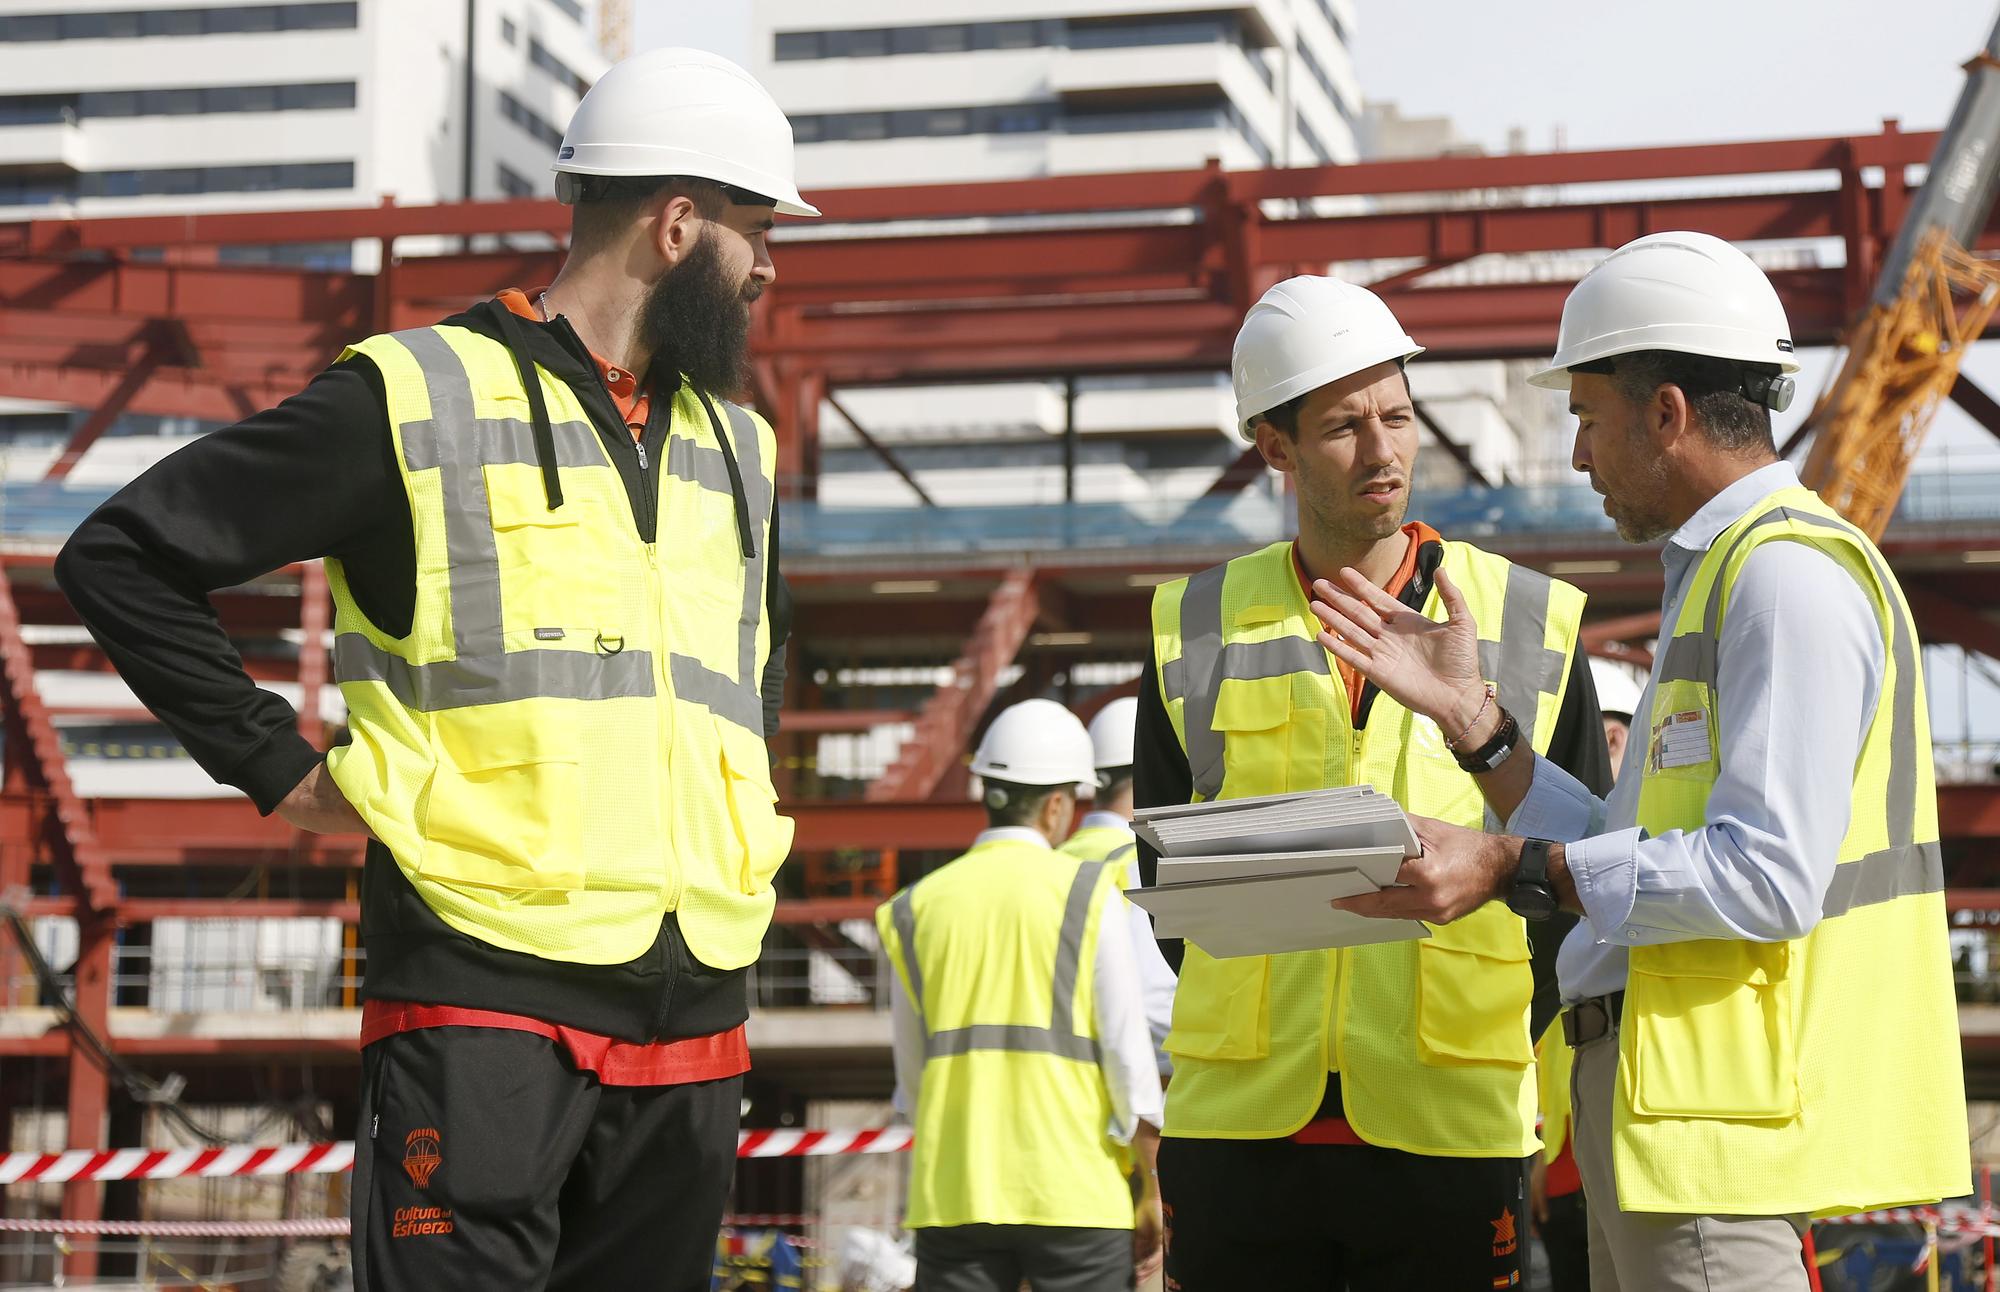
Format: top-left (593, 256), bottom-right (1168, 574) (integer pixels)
top-left (1650, 709), bottom-right (1712, 771)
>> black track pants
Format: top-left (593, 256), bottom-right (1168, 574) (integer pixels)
top-left (1157, 1135), bottom-right (1533, 1292)
top-left (350, 1026), bottom-right (741, 1292)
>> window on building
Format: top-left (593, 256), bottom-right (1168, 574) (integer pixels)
top-left (501, 16), bottom-right (517, 45)
top-left (544, 0), bottom-right (584, 23)
top-left (208, 6), bottom-right (285, 33)
top-left (0, 4), bottom-right (357, 42)
top-left (775, 18), bottom-right (1067, 61)
top-left (496, 163), bottom-right (538, 198)
top-left (64, 159), bottom-right (354, 199)
top-left (1314, 0), bottom-right (1351, 48)
top-left (499, 89), bottom-right (565, 150)
top-left (0, 95), bottom-right (76, 125)
top-left (42, 82), bottom-right (353, 122)
top-left (1297, 112), bottom-right (1331, 164)
top-left (773, 32), bottom-right (819, 61)
top-left (1296, 40), bottom-right (1358, 133)
top-left (530, 38), bottom-right (591, 96)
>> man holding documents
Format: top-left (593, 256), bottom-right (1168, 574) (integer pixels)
top-left (1132, 277), bottom-right (1612, 1289)
top-left (1308, 232), bottom-right (1967, 1290)
top-left (879, 699), bottom-right (1165, 1291)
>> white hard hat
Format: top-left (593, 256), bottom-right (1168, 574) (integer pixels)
top-left (553, 47), bottom-right (820, 218)
top-left (1086, 696), bottom-right (1138, 775)
top-left (1589, 657), bottom-right (1645, 721)
top-left (1232, 276), bottom-right (1423, 441)
top-left (971, 699), bottom-right (1096, 789)
top-left (1528, 232), bottom-right (1798, 396)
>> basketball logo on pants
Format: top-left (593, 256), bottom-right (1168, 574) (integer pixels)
top-left (402, 1128), bottom-right (442, 1189)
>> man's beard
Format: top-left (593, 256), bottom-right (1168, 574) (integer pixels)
top-left (1606, 429), bottom-right (1676, 543)
top-left (638, 230), bottom-right (758, 397)
top-left (1299, 469), bottom-right (1408, 552)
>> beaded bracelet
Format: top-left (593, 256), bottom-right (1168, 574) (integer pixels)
top-left (1446, 683), bottom-right (1496, 751)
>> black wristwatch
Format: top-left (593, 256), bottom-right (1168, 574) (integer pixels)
top-left (1507, 838), bottom-right (1559, 922)
top-left (1451, 707), bottom-right (1520, 774)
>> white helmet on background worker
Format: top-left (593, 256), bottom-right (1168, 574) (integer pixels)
top-left (552, 46), bottom-right (820, 218)
top-left (1528, 231), bottom-right (1798, 408)
top-left (1589, 658), bottom-right (1645, 723)
top-left (1086, 696), bottom-right (1138, 785)
top-left (1231, 275), bottom-right (1424, 440)
top-left (970, 699), bottom-right (1097, 791)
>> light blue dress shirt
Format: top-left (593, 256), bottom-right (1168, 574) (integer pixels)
top-left (1508, 462), bottom-right (1887, 1001)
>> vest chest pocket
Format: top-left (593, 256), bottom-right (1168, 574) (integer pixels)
top-left (419, 706), bottom-right (585, 892)
top-left (485, 467), bottom-right (619, 646)
top-left (1416, 904), bottom-right (1534, 1067)
top-left (1625, 939), bottom-right (1799, 1121)
top-left (1164, 946), bottom-right (1270, 1061)
top-left (1213, 679), bottom-right (1323, 796)
top-left (716, 718), bottom-right (794, 896)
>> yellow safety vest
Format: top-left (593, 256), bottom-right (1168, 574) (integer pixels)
top-left (877, 838), bottom-right (1136, 1230)
top-left (1615, 485), bottom-right (1968, 1216)
top-left (324, 324), bottom-right (794, 971)
top-left (1536, 1023), bottom-right (1574, 1164)
top-left (1151, 539), bottom-right (1585, 1155)
top-left (1062, 824), bottom-right (1140, 887)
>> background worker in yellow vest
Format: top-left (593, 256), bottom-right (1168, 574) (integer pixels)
top-left (1133, 276), bottom-right (1614, 1291)
top-left (1063, 697), bottom-right (1177, 1073)
top-left (879, 699), bottom-right (1166, 1292)
top-left (1311, 231), bottom-right (1969, 1292)
top-left (55, 49), bottom-right (813, 1292)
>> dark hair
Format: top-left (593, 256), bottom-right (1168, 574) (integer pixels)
top-left (984, 781), bottom-right (1065, 829)
top-left (565, 174), bottom-right (730, 257)
top-left (1097, 769), bottom-right (1134, 801)
top-left (1254, 360), bottom-right (1413, 439)
top-left (1575, 350), bottom-right (1776, 454)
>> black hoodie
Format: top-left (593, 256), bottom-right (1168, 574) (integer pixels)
top-left (55, 298), bottom-right (791, 1041)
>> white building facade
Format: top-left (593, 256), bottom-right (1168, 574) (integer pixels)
top-left (751, 0), bottom-right (1365, 510)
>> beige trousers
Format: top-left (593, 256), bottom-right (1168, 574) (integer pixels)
top-left (1570, 1033), bottom-right (1810, 1292)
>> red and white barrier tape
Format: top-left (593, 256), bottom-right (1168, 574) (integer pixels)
top-left (0, 1129), bottom-right (911, 1184)
top-left (1819, 1206), bottom-right (1996, 1234)
top-left (0, 1143), bottom-right (354, 1187)
top-left (735, 1127), bottom-right (912, 1159)
top-left (0, 1217), bottom-right (348, 1238)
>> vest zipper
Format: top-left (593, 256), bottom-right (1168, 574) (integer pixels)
top-left (636, 439), bottom-right (648, 472)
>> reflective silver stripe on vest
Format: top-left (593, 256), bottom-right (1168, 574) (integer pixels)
top-left (924, 1025), bottom-right (1100, 1061)
top-left (1174, 565), bottom-right (1232, 801)
top-left (891, 887), bottom-right (924, 1016)
top-left (1474, 562), bottom-right (1563, 748)
top-left (334, 632), bottom-right (656, 711)
top-left (397, 328), bottom-right (504, 661)
top-left (340, 329), bottom-right (663, 710)
top-left (1821, 840), bottom-right (1944, 918)
top-left (1648, 503), bottom-right (1931, 917)
top-left (918, 860), bottom-right (1108, 1062)
top-left (667, 401), bottom-right (774, 736)
top-left (1170, 559), bottom-right (1554, 800)
top-left (400, 415), bottom-right (605, 473)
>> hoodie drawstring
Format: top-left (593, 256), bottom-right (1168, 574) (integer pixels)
top-left (494, 304), bottom-right (565, 511)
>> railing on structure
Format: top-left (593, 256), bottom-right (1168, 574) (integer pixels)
top-left (8, 453), bottom-right (2000, 559)
top-left (0, 1233), bottom-right (323, 1291)
top-left (12, 914), bottom-right (891, 1016)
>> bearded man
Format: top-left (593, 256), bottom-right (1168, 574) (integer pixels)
top-left (56, 49), bottom-right (812, 1292)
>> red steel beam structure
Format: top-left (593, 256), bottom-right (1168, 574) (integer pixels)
top-left (2, 128), bottom-right (1991, 445)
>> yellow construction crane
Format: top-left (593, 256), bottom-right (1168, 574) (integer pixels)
top-left (1798, 14), bottom-right (2000, 539)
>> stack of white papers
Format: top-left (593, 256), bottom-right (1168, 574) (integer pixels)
top-left (1125, 787), bottom-right (1429, 958)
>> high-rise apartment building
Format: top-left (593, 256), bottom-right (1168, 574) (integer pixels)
top-left (0, 0), bottom-right (607, 479)
top-left (754, 0), bottom-right (1362, 188)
